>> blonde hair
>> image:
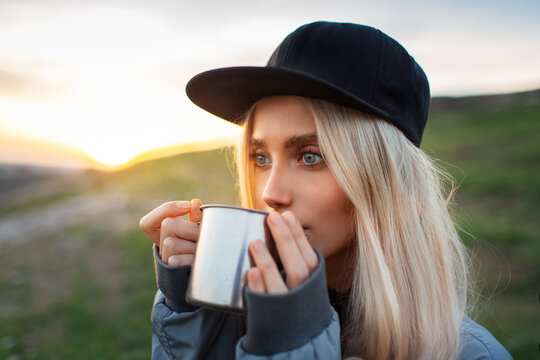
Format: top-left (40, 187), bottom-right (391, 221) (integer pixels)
top-left (235, 97), bottom-right (472, 360)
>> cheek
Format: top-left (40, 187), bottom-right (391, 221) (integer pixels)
top-left (309, 186), bottom-right (355, 256)
top-left (252, 173), bottom-right (268, 209)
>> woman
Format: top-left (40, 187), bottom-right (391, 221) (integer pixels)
top-left (140, 21), bottom-right (512, 359)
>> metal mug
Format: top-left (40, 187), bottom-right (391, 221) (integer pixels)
top-left (186, 204), bottom-right (275, 312)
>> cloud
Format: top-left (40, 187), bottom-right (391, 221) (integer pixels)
top-left (1, 0), bottom-right (538, 96)
top-left (0, 60), bottom-right (76, 100)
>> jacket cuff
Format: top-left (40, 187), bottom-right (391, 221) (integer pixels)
top-left (154, 245), bottom-right (199, 313)
top-left (241, 248), bottom-right (333, 355)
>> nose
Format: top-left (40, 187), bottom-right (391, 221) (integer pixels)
top-left (261, 160), bottom-right (293, 211)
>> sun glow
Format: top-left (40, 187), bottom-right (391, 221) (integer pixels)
top-left (0, 5), bottom-right (243, 169)
top-left (83, 142), bottom-right (140, 168)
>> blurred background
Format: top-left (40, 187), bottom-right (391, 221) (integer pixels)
top-left (0, 0), bottom-right (538, 359)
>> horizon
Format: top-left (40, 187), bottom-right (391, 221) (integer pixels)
top-left (1, 86), bottom-right (539, 171)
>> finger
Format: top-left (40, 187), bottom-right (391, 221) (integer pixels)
top-left (159, 218), bottom-right (200, 256)
top-left (189, 199), bottom-right (203, 223)
top-left (283, 211), bottom-right (318, 272)
top-left (249, 240), bottom-right (287, 294)
top-left (161, 237), bottom-right (197, 264)
top-left (160, 218), bottom-right (200, 243)
top-left (247, 268), bottom-right (266, 293)
top-left (168, 254), bottom-right (194, 266)
top-left (139, 201), bottom-right (192, 244)
top-left (267, 211), bottom-right (310, 290)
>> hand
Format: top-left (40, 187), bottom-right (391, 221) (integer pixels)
top-left (139, 199), bottom-right (203, 266)
top-left (247, 210), bottom-right (319, 293)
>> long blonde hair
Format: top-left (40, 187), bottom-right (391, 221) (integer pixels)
top-left (235, 97), bottom-right (472, 360)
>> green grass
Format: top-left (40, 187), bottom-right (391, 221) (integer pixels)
top-left (424, 102), bottom-right (540, 357)
top-left (1, 99), bottom-right (538, 358)
top-left (0, 226), bottom-right (157, 359)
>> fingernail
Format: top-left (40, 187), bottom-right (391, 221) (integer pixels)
top-left (269, 211), bottom-right (284, 226)
top-left (284, 212), bottom-right (295, 226)
top-left (176, 201), bottom-right (191, 209)
top-left (191, 199), bottom-right (202, 211)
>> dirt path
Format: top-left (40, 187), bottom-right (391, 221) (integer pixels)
top-left (0, 189), bottom-right (131, 245)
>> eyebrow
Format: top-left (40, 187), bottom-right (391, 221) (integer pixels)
top-left (250, 133), bottom-right (319, 149)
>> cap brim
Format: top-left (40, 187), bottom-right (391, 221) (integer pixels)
top-left (185, 66), bottom-right (389, 124)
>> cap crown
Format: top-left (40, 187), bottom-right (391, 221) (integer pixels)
top-left (267, 21), bottom-right (430, 146)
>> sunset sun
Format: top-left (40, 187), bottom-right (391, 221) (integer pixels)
top-left (83, 142), bottom-right (140, 167)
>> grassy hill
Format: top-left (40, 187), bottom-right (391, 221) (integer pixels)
top-left (424, 90), bottom-right (539, 359)
top-left (0, 89), bottom-right (538, 359)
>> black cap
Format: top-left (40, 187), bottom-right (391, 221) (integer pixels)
top-left (186, 21), bottom-right (430, 147)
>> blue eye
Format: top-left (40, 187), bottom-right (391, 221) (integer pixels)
top-left (254, 153), bottom-right (269, 166)
top-left (302, 152), bottom-right (322, 165)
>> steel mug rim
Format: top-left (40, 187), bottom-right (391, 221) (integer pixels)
top-left (199, 204), bottom-right (269, 216)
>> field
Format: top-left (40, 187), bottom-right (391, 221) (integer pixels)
top-left (1, 90), bottom-right (538, 359)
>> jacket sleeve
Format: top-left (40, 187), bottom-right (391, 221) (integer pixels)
top-left (151, 245), bottom-right (244, 360)
top-left (151, 244), bottom-right (340, 359)
top-left (458, 316), bottom-right (513, 360)
top-left (235, 248), bottom-right (341, 360)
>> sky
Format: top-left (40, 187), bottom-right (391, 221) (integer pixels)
top-left (0, 0), bottom-right (539, 168)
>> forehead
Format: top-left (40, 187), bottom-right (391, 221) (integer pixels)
top-left (250, 96), bottom-right (317, 140)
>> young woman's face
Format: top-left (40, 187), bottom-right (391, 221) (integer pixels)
top-left (249, 95), bottom-right (355, 266)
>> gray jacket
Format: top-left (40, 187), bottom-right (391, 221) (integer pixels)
top-left (151, 246), bottom-right (512, 359)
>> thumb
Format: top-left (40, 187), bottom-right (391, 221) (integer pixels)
top-left (189, 198), bottom-right (203, 223)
